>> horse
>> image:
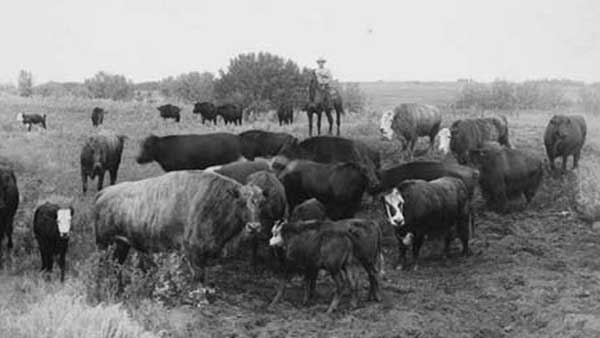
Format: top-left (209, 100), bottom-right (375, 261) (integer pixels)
top-left (306, 71), bottom-right (344, 136)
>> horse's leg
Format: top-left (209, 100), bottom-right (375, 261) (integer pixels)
top-left (336, 109), bottom-right (341, 136)
top-left (307, 111), bottom-right (313, 136)
top-left (325, 109), bottom-right (333, 135)
top-left (316, 111), bottom-right (322, 135)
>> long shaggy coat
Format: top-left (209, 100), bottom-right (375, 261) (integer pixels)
top-left (449, 116), bottom-right (510, 164)
top-left (544, 115), bottom-right (586, 171)
top-left (93, 171), bottom-right (264, 282)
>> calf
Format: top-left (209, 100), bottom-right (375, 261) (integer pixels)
top-left (16, 113), bottom-right (47, 131)
top-left (193, 102), bottom-right (217, 125)
top-left (91, 107), bottom-right (105, 127)
top-left (33, 202), bottom-right (74, 281)
top-left (269, 218), bottom-right (382, 313)
top-left (0, 168), bottom-right (19, 268)
top-left (277, 103), bottom-right (294, 125)
top-left (544, 115), bottom-right (586, 172)
top-left (383, 177), bottom-right (471, 270)
top-left (216, 103), bottom-right (242, 125)
top-left (450, 116), bottom-right (510, 164)
top-left (289, 198), bottom-right (327, 222)
top-left (80, 131), bottom-right (126, 193)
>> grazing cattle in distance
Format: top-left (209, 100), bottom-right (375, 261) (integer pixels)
top-left (383, 177), bottom-right (472, 270)
top-left (238, 130), bottom-right (297, 160)
top-left (16, 113), bottom-right (47, 131)
top-left (277, 103), bottom-right (294, 125)
top-left (469, 143), bottom-right (543, 212)
top-left (275, 136), bottom-right (380, 192)
top-left (544, 115), bottom-right (587, 172)
top-left (33, 202), bottom-right (74, 281)
top-left (136, 133), bottom-right (243, 171)
top-left (377, 161), bottom-right (479, 198)
top-left (289, 198), bottom-right (327, 222)
top-left (91, 107), bottom-right (105, 127)
top-left (94, 171), bottom-right (265, 288)
top-left (157, 104), bottom-right (181, 122)
top-left (0, 168), bottom-right (19, 268)
top-left (434, 128), bottom-right (451, 154)
top-left (379, 104), bottom-right (442, 159)
top-left (268, 218), bottom-right (382, 313)
top-left (450, 116), bottom-right (511, 164)
top-left (193, 102), bottom-right (217, 125)
top-left (216, 103), bottom-right (243, 125)
top-left (277, 160), bottom-right (367, 220)
top-left (80, 131), bottom-right (126, 193)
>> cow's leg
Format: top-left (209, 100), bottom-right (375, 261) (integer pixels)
top-left (336, 109), bottom-right (341, 136)
top-left (561, 155), bottom-right (568, 173)
top-left (326, 271), bottom-right (344, 314)
top-left (302, 269), bottom-right (317, 305)
top-left (58, 250), bottom-right (67, 282)
top-left (444, 234), bottom-right (453, 258)
top-left (269, 274), bottom-right (288, 308)
top-left (27, 123), bottom-right (32, 132)
top-left (458, 220), bottom-right (471, 257)
top-left (97, 171), bottom-right (105, 191)
top-left (81, 171), bottom-right (88, 194)
top-left (394, 231), bottom-right (408, 270)
top-left (344, 267), bottom-right (359, 307)
top-left (411, 235), bottom-right (424, 271)
top-left (307, 112), bottom-right (313, 136)
top-left (113, 241), bottom-right (130, 264)
top-left (109, 168), bottom-right (118, 185)
top-left (574, 151), bottom-right (581, 169)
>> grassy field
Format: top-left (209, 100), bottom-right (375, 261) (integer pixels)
top-left (1, 90), bottom-right (600, 337)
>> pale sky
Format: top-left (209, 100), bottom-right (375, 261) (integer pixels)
top-left (1, 0), bottom-right (599, 84)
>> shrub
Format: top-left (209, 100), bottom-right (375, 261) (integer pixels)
top-left (341, 82), bottom-right (368, 113)
top-left (18, 70), bottom-right (33, 97)
top-left (84, 72), bottom-right (134, 101)
top-left (158, 72), bottom-right (214, 103)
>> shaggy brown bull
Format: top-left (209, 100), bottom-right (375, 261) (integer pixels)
top-left (544, 115), bottom-right (587, 172)
top-left (93, 171), bottom-right (265, 286)
top-left (449, 116), bottom-right (510, 164)
top-left (80, 131), bottom-right (126, 193)
top-left (379, 103), bottom-right (442, 159)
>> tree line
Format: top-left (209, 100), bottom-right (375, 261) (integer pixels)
top-left (14, 52), bottom-right (368, 114)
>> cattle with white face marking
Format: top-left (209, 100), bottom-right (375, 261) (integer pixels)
top-left (379, 104), bottom-right (442, 159)
top-left (434, 128), bottom-right (451, 154)
top-left (16, 113), bottom-right (46, 131)
top-left (382, 177), bottom-right (471, 270)
top-left (33, 202), bottom-right (74, 281)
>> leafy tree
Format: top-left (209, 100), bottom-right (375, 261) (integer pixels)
top-left (214, 52), bottom-right (307, 111)
top-left (159, 72), bottom-right (214, 103)
top-left (84, 71), bottom-right (134, 101)
top-left (17, 70), bottom-right (33, 97)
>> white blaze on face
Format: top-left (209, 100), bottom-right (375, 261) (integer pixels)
top-left (436, 128), bottom-right (451, 154)
top-left (269, 222), bottom-right (284, 247)
top-left (57, 208), bottom-right (72, 236)
top-left (379, 110), bottom-right (395, 140)
top-left (383, 188), bottom-right (405, 227)
top-left (402, 232), bottom-right (414, 246)
top-left (16, 113), bottom-right (23, 122)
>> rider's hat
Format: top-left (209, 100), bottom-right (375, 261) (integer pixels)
top-left (316, 57), bottom-right (326, 64)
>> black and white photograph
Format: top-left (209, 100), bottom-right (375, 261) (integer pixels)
top-left (0, 0), bottom-right (599, 336)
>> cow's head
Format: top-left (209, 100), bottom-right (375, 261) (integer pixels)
top-left (379, 110), bottom-right (395, 141)
top-left (57, 207), bottom-right (74, 239)
top-left (269, 220), bottom-right (286, 247)
top-left (435, 128), bottom-right (451, 154)
top-left (136, 135), bottom-right (158, 164)
top-left (382, 188), bottom-right (405, 227)
top-left (16, 113), bottom-right (23, 122)
top-left (238, 183), bottom-right (267, 235)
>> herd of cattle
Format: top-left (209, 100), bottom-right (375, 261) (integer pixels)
top-left (0, 103), bottom-right (588, 313)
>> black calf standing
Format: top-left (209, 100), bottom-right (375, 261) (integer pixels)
top-left (33, 202), bottom-right (74, 281)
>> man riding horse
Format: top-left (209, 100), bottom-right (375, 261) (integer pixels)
top-left (307, 58), bottom-right (344, 136)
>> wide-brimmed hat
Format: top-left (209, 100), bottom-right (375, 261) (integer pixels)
top-left (316, 58), bottom-right (326, 64)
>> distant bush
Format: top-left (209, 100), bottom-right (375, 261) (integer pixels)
top-left (341, 82), bottom-right (368, 113)
top-left (18, 70), bottom-right (33, 97)
top-left (455, 79), bottom-right (572, 110)
top-left (579, 85), bottom-right (600, 114)
top-left (159, 72), bottom-right (215, 103)
top-left (84, 71), bottom-right (134, 101)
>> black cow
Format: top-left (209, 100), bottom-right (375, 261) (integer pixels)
top-left (33, 202), bottom-right (74, 281)
top-left (16, 113), bottom-right (46, 131)
top-left (469, 143), bottom-right (543, 212)
top-left (277, 103), bottom-right (294, 125)
top-left (216, 104), bottom-right (242, 125)
top-left (268, 218), bottom-right (382, 313)
top-left (136, 133), bottom-right (243, 171)
top-left (277, 160), bottom-right (367, 220)
top-left (193, 102), bottom-right (217, 125)
top-left (157, 104), bottom-right (181, 122)
top-left (544, 115), bottom-right (587, 172)
top-left (80, 131), bottom-right (126, 193)
top-left (211, 161), bottom-right (272, 184)
top-left (238, 130), bottom-right (297, 160)
top-left (91, 107), bottom-right (105, 127)
top-left (276, 136), bottom-right (380, 192)
top-left (289, 198), bottom-right (327, 222)
top-left (450, 116), bottom-right (511, 164)
top-left (377, 161), bottom-right (479, 198)
top-left (382, 177), bottom-right (471, 270)
top-left (0, 167), bottom-right (18, 268)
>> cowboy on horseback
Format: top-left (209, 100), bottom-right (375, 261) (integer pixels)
top-left (312, 57), bottom-right (334, 106)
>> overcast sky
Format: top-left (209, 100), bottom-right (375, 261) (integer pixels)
top-left (1, 0), bottom-right (598, 84)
